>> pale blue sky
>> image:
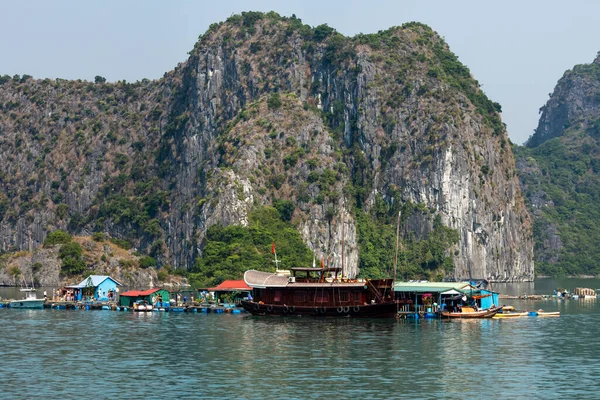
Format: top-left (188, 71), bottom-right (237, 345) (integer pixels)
top-left (2, 1), bottom-right (600, 144)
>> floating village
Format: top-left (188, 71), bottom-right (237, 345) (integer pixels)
top-left (2, 268), bottom-right (595, 318)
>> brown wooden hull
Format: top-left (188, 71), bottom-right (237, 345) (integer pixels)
top-left (241, 300), bottom-right (399, 318)
top-left (441, 306), bottom-right (501, 319)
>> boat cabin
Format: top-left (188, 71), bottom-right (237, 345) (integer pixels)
top-left (246, 267), bottom-right (394, 308)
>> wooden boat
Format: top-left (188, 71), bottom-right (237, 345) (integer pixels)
top-left (240, 267), bottom-right (399, 318)
top-left (493, 311), bottom-right (528, 319)
top-left (9, 289), bottom-right (45, 309)
top-left (441, 306), bottom-right (502, 319)
top-left (528, 310), bottom-right (560, 317)
top-left (133, 300), bottom-right (154, 311)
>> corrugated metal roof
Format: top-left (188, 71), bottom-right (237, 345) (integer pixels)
top-left (120, 288), bottom-right (161, 297)
top-left (66, 275), bottom-right (122, 289)
top-left (207, 280), bottom-right (252, 291)
top-left (394, 281), bottom-right (472, 293)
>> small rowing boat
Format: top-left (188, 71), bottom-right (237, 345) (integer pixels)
top-left (441, 306), bottom-right (502, 319)
top-left (528, 310), bottom-right (560, 317)
top-left (493, 311), bottom-right (528, 319)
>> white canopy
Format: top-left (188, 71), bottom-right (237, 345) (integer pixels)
top-left (441, 289), bottom-right (462, 295)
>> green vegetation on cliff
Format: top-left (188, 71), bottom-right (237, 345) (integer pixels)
top-left (356, 204), bottom-right (459, 281)
top-left (516, 136), bottom-right (600, 276)
top-left (189, 206), bottom-right (314, 288)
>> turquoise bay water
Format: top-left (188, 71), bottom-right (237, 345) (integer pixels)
top-left (1, 282), bottom-right (600, 398)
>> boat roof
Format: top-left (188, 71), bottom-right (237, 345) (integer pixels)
top-left (291, 267), bottom-right (341, 272)
top-left (244, 270), bottom-right (365, 289)
top-left (393, 281), bottom-right (474, 293)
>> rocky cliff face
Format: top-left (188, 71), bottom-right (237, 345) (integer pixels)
top-left (0, 237), bottom-right (188, 288)
top-left (0, 12), bottom-right (533, 281)
top-left (516, 52), bottom-right (600, 276)
top-left (528, 53), bottom-right (600, 148)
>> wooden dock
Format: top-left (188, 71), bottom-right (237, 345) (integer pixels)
top-left (0, 300), bottom-right (246, 313)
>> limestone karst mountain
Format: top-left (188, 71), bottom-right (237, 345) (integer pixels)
top-left (516, 52), bottom-right (600, 276)
top-left (0, 12), bottom-right (533, 284)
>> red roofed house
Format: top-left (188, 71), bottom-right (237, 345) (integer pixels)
top-left (119, 288), bottom-right (170, 307)
top-left (207, 280), bottom-right (252, 304)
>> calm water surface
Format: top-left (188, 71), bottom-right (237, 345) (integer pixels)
top-left (1, 281), bottom-right (600, 398)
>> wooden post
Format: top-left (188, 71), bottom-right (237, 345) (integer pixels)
top-left (393, 211), bottom-right (401, 283)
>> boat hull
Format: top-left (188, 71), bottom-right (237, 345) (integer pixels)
top-left (241, 300), bottom-right (399, 318)
top-left (9, 299), bottom-right (44, 309)
top-left (441, 306), bottom-right (501, 319)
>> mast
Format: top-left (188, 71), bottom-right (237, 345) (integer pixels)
top-left (341, 210), bottom-right (345, 280)
top-left (393, 210), bottom-right (401, 283)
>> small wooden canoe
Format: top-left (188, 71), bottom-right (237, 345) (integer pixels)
top-left (529, 310), bottom-right (560, 317)
top-left (493, 312), bottom-right (528, 319)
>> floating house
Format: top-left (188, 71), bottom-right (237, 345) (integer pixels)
top-left (393, 281), bottom-right (499, 315)
top-left (119, 288), bottom-right (170, 307)
top-left (207, 280), bottom-right (252, 304)
top-left (65, 275), bottom-right (122, 301)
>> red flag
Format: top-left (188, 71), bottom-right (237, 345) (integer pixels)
top-left (271, 242), bottom-right (275, 254)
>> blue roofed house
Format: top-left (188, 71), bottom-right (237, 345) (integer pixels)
top-left (66, 275), bottom-right (122, 301)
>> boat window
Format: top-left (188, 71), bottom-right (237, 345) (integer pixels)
top-left (274, 291), bottom-right (282, 303)
top-left (316, 292), bottom-right (329, 303)
top-left (340, 292), bottom-right (349, 302)
top-left (294, 291), bottom-right (306, 303)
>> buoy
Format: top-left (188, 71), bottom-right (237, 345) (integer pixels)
top-left (102, 305), bottom-right (110, 310)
